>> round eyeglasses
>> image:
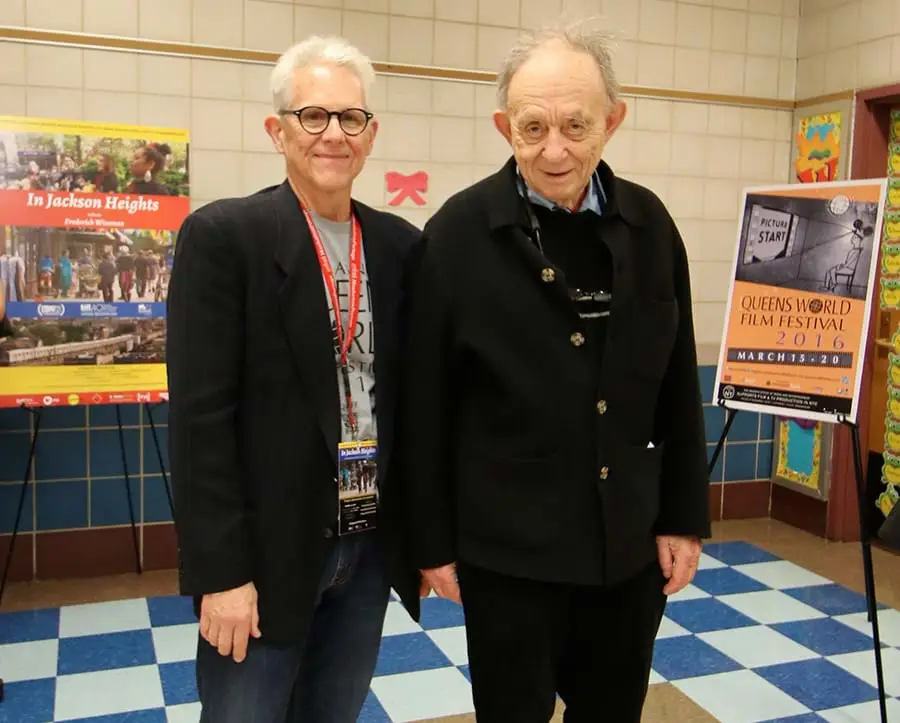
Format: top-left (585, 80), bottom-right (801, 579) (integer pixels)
top-left (279, 106), bottom-right (374, 136)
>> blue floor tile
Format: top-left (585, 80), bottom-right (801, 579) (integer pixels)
top-left (0, 678), bottom-right (56, 723)
top-left (690, 567), bottom-right (770, 596)
top-left (756, 658), bottom-right (878, 711)
top-left (418, 596), bottom-right (466, 630)
top-left (146, 595), bottom-right (195, 628)
top-left (0, 608), bottom-right (60, 644)
top-left (458, 664), bottom-right (471, 682)
top-left (772, 618), bottom-right (879, 656)
top-left (703, 541), bottom-right (781, 566)
top-left (358, 691), bottom-right (391, 723)
top-left (783, 584), bottom-right (874, 616)
top-left (373, 632), bottom-right (453, 676)
top-left (651, 635), bottom-right (743, 681)
top-left (158, 660), bottom-right (198, 707)
top-left (761, 715), bottom-right (828, 722)
top-left (57, 629), bottom-right (156, 675)
top-left (664, 597), bottom-right (758, 634)
top-left (66, 710), bottom-right (168, 722)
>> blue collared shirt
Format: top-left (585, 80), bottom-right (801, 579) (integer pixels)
top-left (516, 168), bottom-right (607, 217)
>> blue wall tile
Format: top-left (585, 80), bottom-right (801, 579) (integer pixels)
top-left (0, 481), bottom-right (34, 533)
top-left (89, 404), bottom-right (141, 428)
top-left (0, 432), bottom-right (33, 483)
top-left (705, 404), bottom-right (726, 445)
top-left (144, 426), bottom-right (169, 475)
top-left (708, 444), bottom-right (725, 483)
top-left (90, 477), bottom-right (140, 527)
top-left (35, 480), bottom-right (88, 530)
top-left (729, 412), bottom-right (761, 442)
top-left (698, 366), bottom-right (716, 403)
top-left (39, 406), bottom-right (87, 430)
top-left (725, 443), bottom-right (758, 482)
top-left (34, 430), bottom-right (87, 481)
top-left (0, 407), bottom-right (30, 432)
top-left (758, 441), bottom-right (774, 478)
top-left (89, 428), bottom-right (141, 478)
top-left (144, 476), bottom-right (174, 523)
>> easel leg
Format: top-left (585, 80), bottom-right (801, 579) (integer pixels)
top-left (116, 404), bottom-right (142, 575)
top-left (708, 405), bottom-right (738, 477)
top-left (843, 418), bottom-right (888, 723)
top-left (0, 406), bottom-right (42, 608)
top-left (144, 403), bottom-right (173, 519)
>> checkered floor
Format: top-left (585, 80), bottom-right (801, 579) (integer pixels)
top-left (2, 541), bottom-right (900, 722)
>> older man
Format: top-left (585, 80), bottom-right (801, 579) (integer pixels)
top-left (167, 36), bottom-right (420, 723)
top-left (394, 25), bottom-right (710, 722)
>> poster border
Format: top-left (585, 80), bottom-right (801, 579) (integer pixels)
top-left (712, 177), bottom-right (889, 425)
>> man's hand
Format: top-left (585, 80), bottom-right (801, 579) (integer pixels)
top-left (657, 535), bottom-right (702, 595)
top-left (421, 563), bottom-right (461, 604)
top-left (199, 581), bottom-right (261, 663)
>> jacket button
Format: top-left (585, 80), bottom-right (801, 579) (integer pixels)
top-left (596, 400), bottom-right (607, 414)
top-left (541, 267), bottom-right (555, 283)
top-left (323, 528), bottom-right (333, 538)
top-left (570, 332), bottom-right (585, 347)
top-left (600, 466), bottom-right (609, 480)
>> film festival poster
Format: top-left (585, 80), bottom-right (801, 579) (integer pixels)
top-left (713, 180), bottom-right (888, 427)
top-left (0, 115), bottom-right (190, 409)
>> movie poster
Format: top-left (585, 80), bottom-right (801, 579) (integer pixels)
top-left (714, 180), bottom-right (887, 424)
top-left (0, 116), bottom-right (189, 408)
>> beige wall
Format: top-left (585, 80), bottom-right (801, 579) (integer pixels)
top-left (2, 0), bottom-right (804, 344)
top-left (797, 0), bottom-right (900, 101)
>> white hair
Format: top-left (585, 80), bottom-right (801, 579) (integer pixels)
top-left (496, 21), bottom-right (621, 110)
top-left (269, 36), bottom-right (376, 113)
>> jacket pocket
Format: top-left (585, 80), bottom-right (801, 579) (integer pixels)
top-left (629, 298), bottom-right (679, 380)
top-left (458, 454), bottom-right (562, 552)
top-left (600, 442), bottom-right (664, 542)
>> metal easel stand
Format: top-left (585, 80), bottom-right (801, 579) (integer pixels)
top-left (709, 401), bottom-right (888, 723)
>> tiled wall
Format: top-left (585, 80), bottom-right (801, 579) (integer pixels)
top-left (796, 0), bottom-right (900, 101)
top-left (0, 0), bottom-right (798, 580)
top-left (0, 371), bottom-right (774, 582)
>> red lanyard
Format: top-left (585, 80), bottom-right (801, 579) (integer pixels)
top-left (300, 202), bottom-right (363, 439)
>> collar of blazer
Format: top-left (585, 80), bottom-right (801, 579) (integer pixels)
top-left (484, 156), bottom-right (649, 232)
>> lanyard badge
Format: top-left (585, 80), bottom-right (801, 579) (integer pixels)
top-left (300, 201), bottom-right (378, 535)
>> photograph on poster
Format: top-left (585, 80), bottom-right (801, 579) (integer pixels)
top-left (714, 180), bottom-right (887, 424)
top-left (0, 115), bottom-right (188, 408)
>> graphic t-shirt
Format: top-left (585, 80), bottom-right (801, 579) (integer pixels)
top-left (310, 211), bottom-right (377, 444)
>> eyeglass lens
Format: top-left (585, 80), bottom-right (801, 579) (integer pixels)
top-left (298, 107), bottom-right (369, 135)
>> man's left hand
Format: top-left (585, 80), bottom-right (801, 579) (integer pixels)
top-left (657, 535), bottom-right (702, 595)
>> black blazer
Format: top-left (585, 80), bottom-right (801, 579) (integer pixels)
top-left (166, 181), bottom-right (422, 644)
top-left (392, 157), bottom-right (710, 611)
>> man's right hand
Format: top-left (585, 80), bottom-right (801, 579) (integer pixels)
top-left (199, 581), bottom-right (261, 663)
top-left (421, 563), bottom-right (461, 604)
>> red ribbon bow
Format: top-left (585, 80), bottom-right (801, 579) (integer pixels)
top-left (385, 170), bottom-right (428, 206)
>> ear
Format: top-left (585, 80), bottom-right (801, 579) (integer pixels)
top-left (604, 101), bottom-right (627, 139)
top-left (264, 115), bottom-right (286, 154)
top-left (493, 110), bottom-right (512, 145)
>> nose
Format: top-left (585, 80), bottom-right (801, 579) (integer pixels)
top-left (321, 115), bottom-right (345, 142)
top-left (541, 128), bottom-right (568, 163)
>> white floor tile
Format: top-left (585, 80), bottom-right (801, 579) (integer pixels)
top-left (674, 669), bottom-right (811, 723)
top-left (427, 626), bottom-right (468, 666)
top-left (718, 589), bottom-right (827, 625)
top-left (167, 702), bottom-right (202, 723)
top-left (649, 669), bottom-right (666, 684)
top-left (698, 553), bottom-right (727, 569)
top-left (0, 639), bottom-right (58, 682)
top-left (732, 561), bottom-right (831, 590)
top-left (835, 609), bottom-right (900, 648)
top-left (58, 598), bottom-right (151, 638)
top-left (656, 616), bottom-right (691, 639)
top-left (819, 697), bottom-right (900, 722)
top-left (666, 584), bottom-right (710, 602)
top-left (371, 667), bottom-right (474, 721)
top-left (152, 623), bottom-right (199, 664)
top-left (697, 625), bottom-right (819, 669)
top-left (54, 664), bottom-right (164, 720)
top-left (829, 647), bottom-right (900, 698)
top-left (381, 601), bottom-right (422, 637)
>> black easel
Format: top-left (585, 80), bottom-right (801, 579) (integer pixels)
top-left (143, 402), bottom-right (174, 517)
top-left (710, 400), bottom-right (889, 723)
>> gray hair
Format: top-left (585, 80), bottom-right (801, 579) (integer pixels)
top-left (496, 22), bottom-right (621, 110)
top-left (270, 36), bottom-right (376, 113)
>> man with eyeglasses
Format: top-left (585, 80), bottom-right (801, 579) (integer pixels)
top-left (166, 35), bottom-right (422, 723)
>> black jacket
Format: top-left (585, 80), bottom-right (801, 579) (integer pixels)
top-left (166, 181), bottom-right (422, 644)
top-left (392, 157), bottom-right (710, 611)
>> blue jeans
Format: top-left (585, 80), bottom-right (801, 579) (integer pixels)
top-left (195, 532), bottom-right (390, 723)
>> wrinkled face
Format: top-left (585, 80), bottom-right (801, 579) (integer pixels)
top-left (493, 42), bottom-right (627, 211)
top-left (266, 63), bottom-right (377, 195)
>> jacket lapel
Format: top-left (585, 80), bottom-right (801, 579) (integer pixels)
top-left (273, 182), bottom-right (340, 467)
